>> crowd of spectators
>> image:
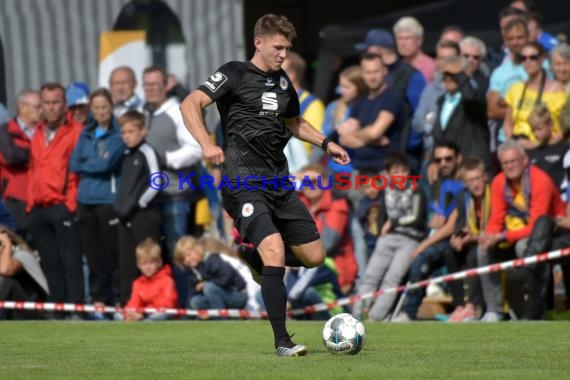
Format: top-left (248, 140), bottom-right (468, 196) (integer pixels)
top-left (1, 0), bottom-right (570, 321)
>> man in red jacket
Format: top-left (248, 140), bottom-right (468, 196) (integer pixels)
top-left (27, 83), bottom-right (84, 309)
top-left (0, 90), bottom-right (42, 242)
top-left (477, 139), bottom-right (565, 321)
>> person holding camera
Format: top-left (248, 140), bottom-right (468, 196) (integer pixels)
top-left (431, 55), bottom-right (491, 172)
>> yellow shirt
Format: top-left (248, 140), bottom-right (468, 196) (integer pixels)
top-left (505, 82), bottom-right (567, 141)
top-left (298, 90), bottom-right (325, 155)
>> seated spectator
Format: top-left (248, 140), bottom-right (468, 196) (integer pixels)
top-left (70, 88), bottom-right (126, 308)
top-left (0, 225), bottom-right (48, 319)
top-left (445, 158), bottom-right (488, 322)
top-left (66, 82), bottom-right (90, 124)
top-left (392, 141), bottom-right (464, 321)
top-left (352, 152), bottom-right (425, 321)
top-left (113, 111), bottom-right (162, 306)
top-left (477, 140), bottom-right (565, 321)
top-left (285, 257), bottom-right (344, 321)
top-left (356, 168), bottom-right (386, 258)
top-left (503, 42), bottom-right (567, 147)
top-left (174, 236), bottom-right (248, 312)
top-left (527, 104), bottom-right (569, 193)
top-left (123, 238), bottom-right (178, 321)
top-left (297, 163), bottom-right (358, 294)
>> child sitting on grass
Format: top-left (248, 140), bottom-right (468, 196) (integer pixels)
top-left (174, 236), bottom-right (248, 312)
top-left (124, 238), bottom-right (178, 321)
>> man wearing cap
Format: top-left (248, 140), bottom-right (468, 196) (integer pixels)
top-left (356, 29), bottom-right (426, 172)
top-left (66, 82), bottom-right (90, 124)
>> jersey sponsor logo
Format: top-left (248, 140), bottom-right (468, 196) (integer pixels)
top-left (261, 92), bottom-right (278, 111)
top-left (202, 72), bottom-right (228, 92)
top-left (265, 78), bottom-right (274, 86)
top-left (279, 76), bottom-right (288, 90)
top-left (241, 203), bottom-right (254, 217)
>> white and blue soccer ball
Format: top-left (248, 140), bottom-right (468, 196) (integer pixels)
top-left (322, 313), bottom-right (366, 355)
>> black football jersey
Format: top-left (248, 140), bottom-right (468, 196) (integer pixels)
top-left (198, 61), bottom-right (300, 181)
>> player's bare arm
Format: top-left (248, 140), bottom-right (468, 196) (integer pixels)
top-left (285, 115), bottom-right (350, 165)
top-left (180, 90), bottom-right (225, 165)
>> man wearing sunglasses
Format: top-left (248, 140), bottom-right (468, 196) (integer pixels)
top-left (392, 141), bottom-right (463, 321)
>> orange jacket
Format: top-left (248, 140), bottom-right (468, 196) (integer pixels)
top-left (26, 119), bottom-right (83, 212)
top-left (486, 165), bottom-right (565, 242)
top-left (298, 190), bottom-right (358, 288)
top-left (0, 119), bottom-right (32, 202)
top-left (126, 265), bottom-right (179, 309)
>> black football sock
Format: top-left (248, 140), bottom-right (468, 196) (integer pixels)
top-left (237, 245), bottom-right (263, 275)
top-left (261, 266), bottom-right (289, 346)
top-left (284, 246), bottom-right (306, 268)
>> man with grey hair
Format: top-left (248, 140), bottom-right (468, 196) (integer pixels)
top-left (394, 16), bottom-right (436, 83)
top-left (0, 90), bottom-right (42, 242)
top-left (109, 66), bottom-right (143, 117)
top-left (477, 139), bottom-right (565, 321)
top-left (432, 55), bottom-right (491, 171)
top-left (553, 44), bottom-right (570, 137)
top-left (460, 36), bottom-right (490, 94)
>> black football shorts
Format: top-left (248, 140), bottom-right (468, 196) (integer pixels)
top-left (222, 188), bottom-right (320, 247)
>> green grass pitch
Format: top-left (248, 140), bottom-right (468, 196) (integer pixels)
top-left (0, 321), bottom-right (568, 379)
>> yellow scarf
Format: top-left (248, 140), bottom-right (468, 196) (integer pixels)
top-left (466, 185), bottom-right (491, 235)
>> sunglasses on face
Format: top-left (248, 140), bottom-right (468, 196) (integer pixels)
top-left (462, 54), bottom-right (481, 61)
top-left (519, 54), bottom-right (540, 62)
top-left (434, 156), bottom-right (454, 164)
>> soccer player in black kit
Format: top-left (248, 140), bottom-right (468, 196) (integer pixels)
top-left (180, 14), bottom-right (350, 356)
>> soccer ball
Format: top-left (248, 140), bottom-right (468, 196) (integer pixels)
top-left (322, 313), bottom-right (366, 355)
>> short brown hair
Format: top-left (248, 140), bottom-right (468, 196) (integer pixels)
top-left (40, 82), bottom-right (65, 96)
top-left (135, 238), bottom-right (162, 262)
top-left (458, 156), bottom-right (485, 178)
top-left (253, 14), bottom-right (297, 41)
top-left (119, 110), bottom-right (146, 129)
top-left (143, 66), bottom-right (168, 85)
top-left (89, 88), bottom-right (113, 106)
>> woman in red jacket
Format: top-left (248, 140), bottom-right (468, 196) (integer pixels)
top-left (297, 163), bottom-right (358, 294)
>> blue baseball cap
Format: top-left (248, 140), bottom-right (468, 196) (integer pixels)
top-left (355, 29), bottom-right (395, 51)
top-left (66, 82), bottom-right (90, 107)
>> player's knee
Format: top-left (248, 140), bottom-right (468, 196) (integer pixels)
top-left (303, 246), bottom-right (325, 268)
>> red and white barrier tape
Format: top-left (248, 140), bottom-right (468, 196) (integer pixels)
top-left (1, 247), bottom-right (569, 319)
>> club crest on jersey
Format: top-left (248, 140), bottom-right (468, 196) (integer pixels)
top-left (203, 72), bottom-right (228, 92)
top-left (241, 203), bottom-right (254, 217)
top-left (279, 76), bottom-right (288, 90)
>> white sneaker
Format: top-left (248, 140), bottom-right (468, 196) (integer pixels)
top-left (480, 311), bottom-right (503, 322)
top-left (391, 312), bottom-right (411, 322)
